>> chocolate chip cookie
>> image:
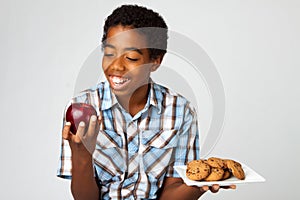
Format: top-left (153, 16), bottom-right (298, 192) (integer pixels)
top-left (207, 157), bottom-right (226, 169)
top-left (226, 159), bottom-right (245, 180)
top-left (186, 160), bottom-right (211, 181)
top-left (204, 167), bottom-right (225, 181)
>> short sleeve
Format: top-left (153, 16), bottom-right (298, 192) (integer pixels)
top-left (56, 99), bottom-right (73, 179)
top-left (57, 138), bottom-right (72, 179)
top-left (56, 87), bottom-right (101, 179)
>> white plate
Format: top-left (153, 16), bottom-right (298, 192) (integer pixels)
top-left (174, 163), bottom-right (266, 187)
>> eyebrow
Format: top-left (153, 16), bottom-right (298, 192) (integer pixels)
top-left (103, 44), bottom-right (143, 55)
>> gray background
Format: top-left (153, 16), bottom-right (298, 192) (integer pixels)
top-left (1, 0), bottom-right (299, 199)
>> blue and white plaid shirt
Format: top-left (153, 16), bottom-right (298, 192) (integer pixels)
top-left (57, 80), bottom-right (199, 200)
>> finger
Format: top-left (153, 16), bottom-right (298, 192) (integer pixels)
top-left (199, 185), bottom-right (209, 193)
top-left (74, 121), bottom-right (85, 143)
top-left (210, 184), bottom-right (220, 193)
top-left (86, 115), bottom-right (99, 139)
top-left (229, 184), bottom-right (236, 189)
top-left (220, 184), bottom-right (236, 190)
top-left (62, 122), bottom-right (72, 140)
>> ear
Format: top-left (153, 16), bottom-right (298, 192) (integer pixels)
top-left (150, 55), bottom-right (163, 72)
top-left (150, 63), bottom-right (160, 72)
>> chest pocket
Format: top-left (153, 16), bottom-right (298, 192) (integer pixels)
top-left (97, 129), bottom-right (123, 149)
top-left (141, 129), bottom-right (178, 180)
top-left (94, 130), bottom-right (125, 183)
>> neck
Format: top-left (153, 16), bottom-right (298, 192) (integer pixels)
top-left (117, 84), bottom-right (150, 116)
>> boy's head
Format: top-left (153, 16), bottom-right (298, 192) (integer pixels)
top-left (101, 4), bottom-right (168, 60)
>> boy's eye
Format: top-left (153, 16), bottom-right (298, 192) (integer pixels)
top-left (126, 57), bottom-right (139, 62)
top-left (104, 53), bottom-right (114, 57)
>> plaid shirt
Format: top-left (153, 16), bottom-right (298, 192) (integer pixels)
top-left (57, 80), bottom-right (199, 200)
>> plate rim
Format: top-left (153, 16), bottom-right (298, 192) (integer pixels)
top-left (174, 163), bottom-right (266, 187)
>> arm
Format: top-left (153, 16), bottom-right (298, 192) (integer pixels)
top-left (71, 147), bottom-right (99, 200)
top-left (62, 116), bottom-right (100, 200)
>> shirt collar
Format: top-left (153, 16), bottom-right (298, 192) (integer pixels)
top-left (100, 80), bottom-right (118, 110)
top-left (148, 79), bottom-right (162, 114)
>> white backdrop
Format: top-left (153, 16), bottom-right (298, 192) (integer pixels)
top-left (1, 0), bottom-right (299, 199)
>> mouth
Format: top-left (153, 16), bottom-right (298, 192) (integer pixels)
top-left (109, 75), bottom-right (131, 90)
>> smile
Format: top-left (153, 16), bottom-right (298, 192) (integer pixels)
top-left (109, 75), bottom-right (130, 89)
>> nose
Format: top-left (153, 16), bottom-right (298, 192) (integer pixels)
top-left (110, 56), bottom-right (125, 71)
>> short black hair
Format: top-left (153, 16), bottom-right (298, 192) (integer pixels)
top-left (102, 4), bottom-right (168, 60)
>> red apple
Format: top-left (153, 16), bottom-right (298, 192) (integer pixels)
top-left (65, 103), bottom-right (97, 134)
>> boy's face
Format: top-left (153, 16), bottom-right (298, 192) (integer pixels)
top-left (102, 25), bottom-right (161, 98)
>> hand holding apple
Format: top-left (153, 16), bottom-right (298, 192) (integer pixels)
top-left (65, 103), bottom-right (97, 134)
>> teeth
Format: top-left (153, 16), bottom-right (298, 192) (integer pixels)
top-left (111, 76), bottom-right (129, 84)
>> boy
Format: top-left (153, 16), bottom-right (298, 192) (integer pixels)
top-left (57, 4), bottom-right (234, 200)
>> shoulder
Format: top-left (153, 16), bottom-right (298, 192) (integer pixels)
top-left (153, 82), bottom-right (195, 111)
top-left (153, 82), bottom-right (185, 100)
top-left (67, 82), bottom-right (109, 111)
top-left (72, 81), bottom-right (107, 100)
